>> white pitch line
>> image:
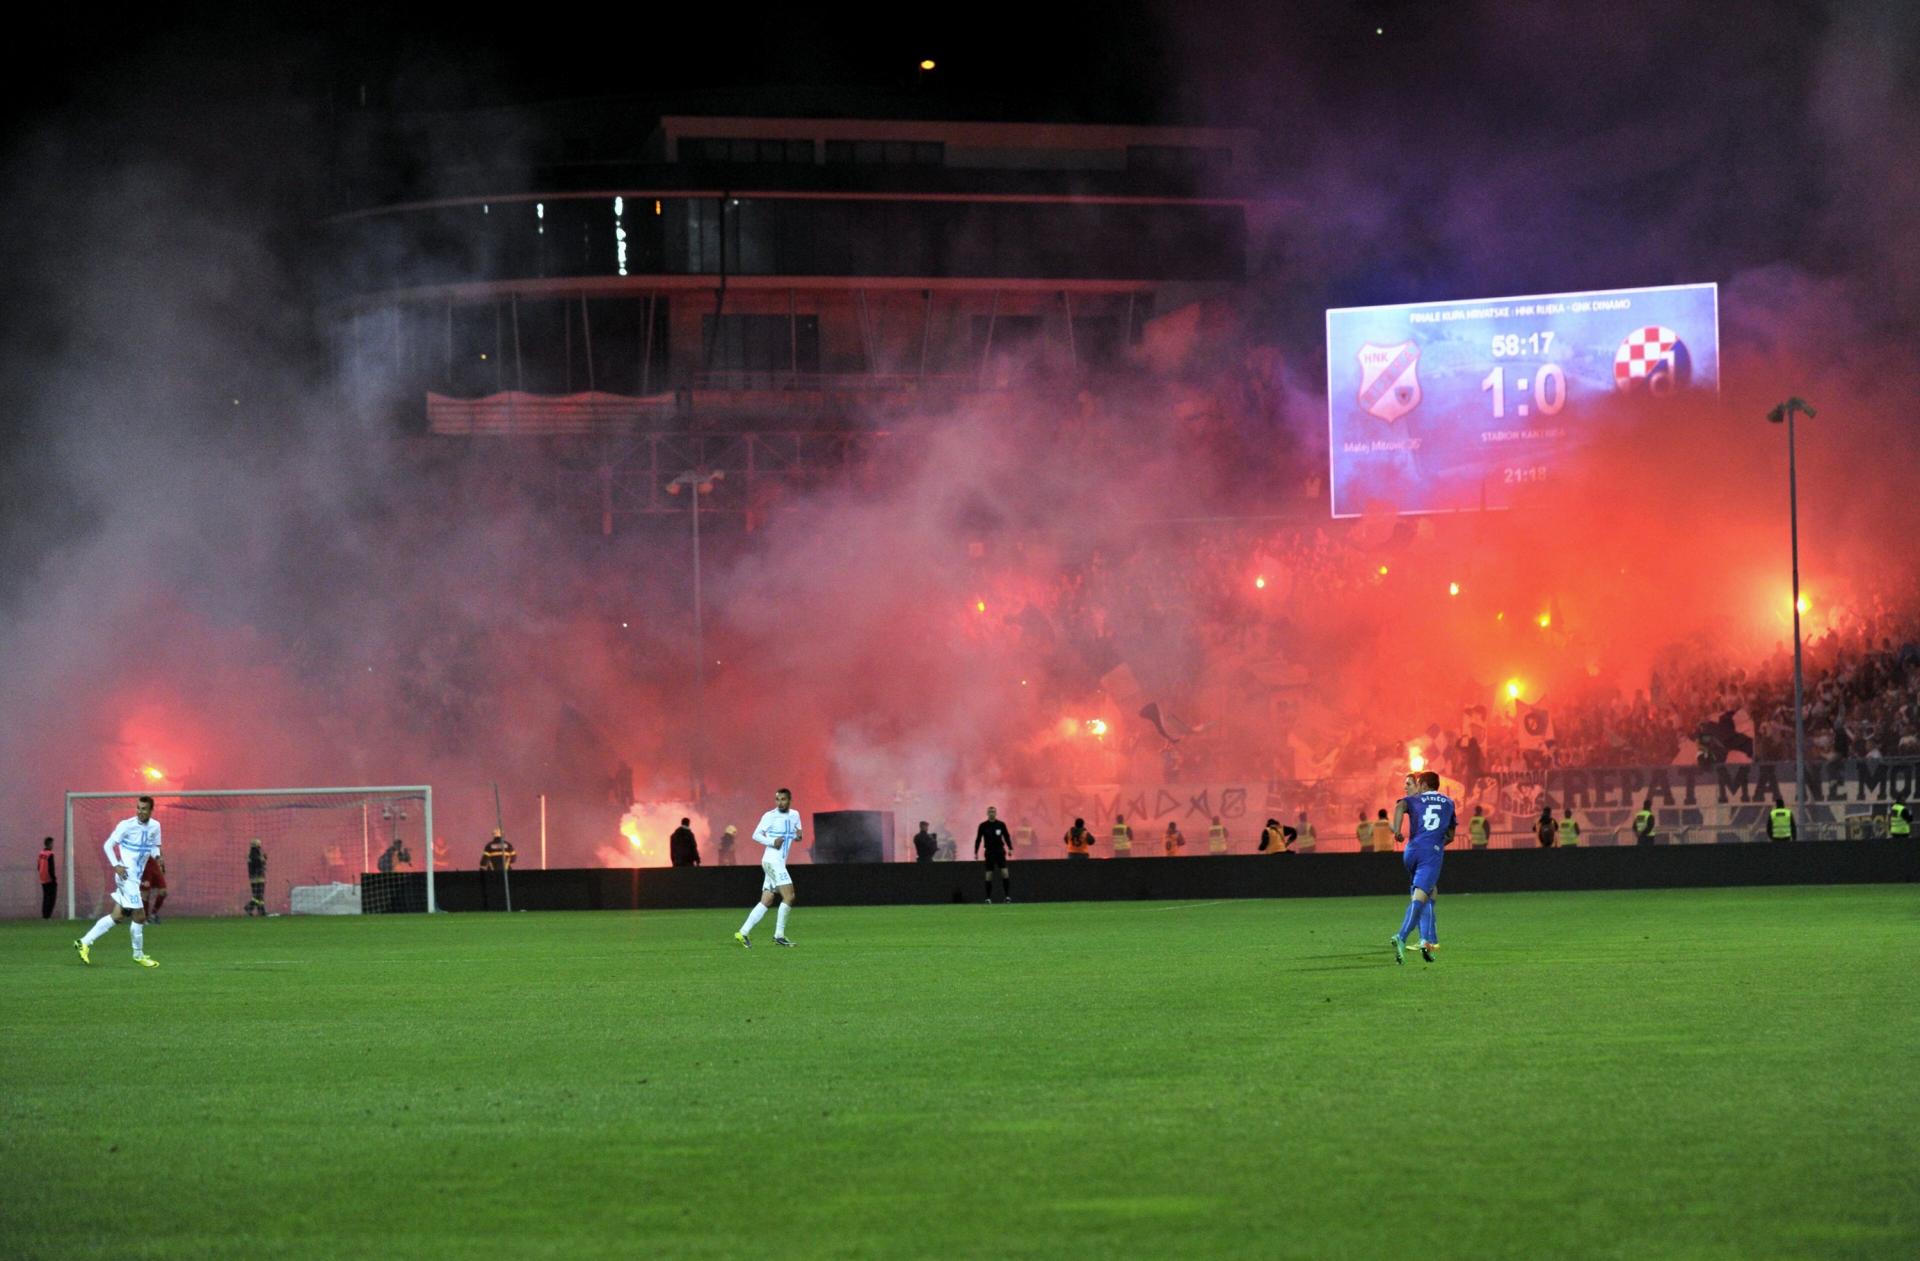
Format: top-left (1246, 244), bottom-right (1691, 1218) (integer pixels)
top-left (1151, 900), bottom-right (1235, 911)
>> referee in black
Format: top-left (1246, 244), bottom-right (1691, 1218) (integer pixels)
top-left (975, 806), bottom-right (1014, 903)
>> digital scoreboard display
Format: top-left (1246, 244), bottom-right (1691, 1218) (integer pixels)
top-left (1325, 283), bottom-right (1719, 517)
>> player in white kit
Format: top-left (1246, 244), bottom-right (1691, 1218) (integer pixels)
top-left (734, 787), bottom-right (802, 948)
top-left (74, 794), bottom-right (162, 967)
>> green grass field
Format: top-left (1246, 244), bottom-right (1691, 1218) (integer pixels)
top-left (4, 886), bottom-right (1917, 1260)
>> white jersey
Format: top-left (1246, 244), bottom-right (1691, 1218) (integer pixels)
top-left (104, 816), bottom-right (163, 882)
top-left (752, 807), bottom-right (802, 864)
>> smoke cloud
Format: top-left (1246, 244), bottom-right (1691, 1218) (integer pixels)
top-left (4, 5), bottom-right (1918, 910)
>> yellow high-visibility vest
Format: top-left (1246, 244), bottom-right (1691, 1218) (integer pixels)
top-left (1556, 818), bottom-right (1579, 846)
top-left (1469, 815), bottom-right (1490, 847)
top-left (1891, 803), bottom-right (1912, 837)
top-left (1110, 823), bottom-right (1132, 854)
top-left (1207, 824), bottom-right (1228, 854)
top-left (1769, 807), bottom-right (1794, 839)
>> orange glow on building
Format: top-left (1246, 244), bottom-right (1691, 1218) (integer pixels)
top-left (1505, 679), bottom-right (1523, 700)
top-left (140, 765), bottom-right (166, 783)
top-left (1536, 611), bottom-right (1552, 628)
top-left (1448, 581), bottom-right (1460, 596)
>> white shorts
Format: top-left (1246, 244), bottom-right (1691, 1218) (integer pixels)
top-left (761, 856), bottom-right (793, 892)
top-left (111, 876), bottom-right (144, 910)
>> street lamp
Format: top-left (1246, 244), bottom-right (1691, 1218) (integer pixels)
top-left (1767, 397), bottom-right (1816, 833)
top-left (666, 467), bottom-right (725, 805)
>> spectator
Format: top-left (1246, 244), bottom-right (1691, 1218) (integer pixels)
top-left (669, 818), bottom-right (701, 867)
top-left (245, 839), bottom-right (268, 916)
top-left (38, 837), bottom-right (57, 920)
top-left (480, 830), bottom-right (515, 910)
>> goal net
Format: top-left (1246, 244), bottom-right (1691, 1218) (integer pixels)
top-left (64, 786), bottom-right (435, 918)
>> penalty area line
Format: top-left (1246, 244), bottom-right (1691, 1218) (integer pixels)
top-left (1150, 900), bottom-right (1235, 912)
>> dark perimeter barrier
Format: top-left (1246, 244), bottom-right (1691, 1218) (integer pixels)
top-left (364, 840), bottom-right (1918, 913)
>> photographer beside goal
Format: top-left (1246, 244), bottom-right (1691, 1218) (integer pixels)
top-left (73, 794), bottom-right (162, 968)
top-left (245, 839), bottom-right (268, 916)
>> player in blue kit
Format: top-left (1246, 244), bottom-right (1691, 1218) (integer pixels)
top-left (1389, 770), bottom-right (1455, 964)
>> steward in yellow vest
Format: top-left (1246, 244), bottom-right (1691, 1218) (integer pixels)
top-left (1633, 801), bottom-right (1656, 846)
top-left (1110, 817), bottom-right (1132, 856)
top-left (1468, 810), bottom-right (1490, 848)
top-left (1371, 812), bottom-right (1397, 851)
top-left (1356, 813), bottom-right (1373, 851)
top-left (1768, 799), bottom-right (1795, 841)
top-left (1207, 818), bottom-right (1229, 854)
top-left (1891, 801), bottom-right (1913, 838)
top-left (1556, 813), bottom-right (1580, 847)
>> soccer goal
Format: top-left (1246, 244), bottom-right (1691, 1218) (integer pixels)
top-left (63, 786), bottom-right (436, 919)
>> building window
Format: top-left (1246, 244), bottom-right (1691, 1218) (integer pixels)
top-left (680, 137), bottom-right (816, 164)
top-left (1126, 145), bottom-right (1233, 175)
top-left (702, 314), bottom-right (821, 374)
top-left (824, 139), bottom-right (943, 166)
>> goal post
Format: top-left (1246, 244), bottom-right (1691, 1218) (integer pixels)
top-left (63, 786), bottom-right (436, 919)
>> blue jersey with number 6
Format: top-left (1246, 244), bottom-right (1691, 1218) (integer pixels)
top-left (1402, 792), bottom-right (1455, 852)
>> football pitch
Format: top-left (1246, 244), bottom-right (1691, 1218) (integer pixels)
top-left (3, 886), bottom-right (1917, 1260)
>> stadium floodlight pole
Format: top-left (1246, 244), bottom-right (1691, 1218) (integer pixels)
top-left (667, 466), bottom-right (725, 809)
top-left (1767, 398), bottom-right (1816, 834)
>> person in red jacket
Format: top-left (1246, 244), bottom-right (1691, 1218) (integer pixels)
top-left (38, 838), bottom-right (57, 920)
top-left (140, 851), bottom-right (169, 922)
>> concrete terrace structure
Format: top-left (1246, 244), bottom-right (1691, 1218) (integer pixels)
top-left (329, 108), bottom-right (1257, 527)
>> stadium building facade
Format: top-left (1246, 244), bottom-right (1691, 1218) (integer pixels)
top-left (329, 107), bottom-right (1256, 530)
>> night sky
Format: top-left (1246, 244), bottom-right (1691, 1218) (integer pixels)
top-left (8, 2), bottom-right (1913, 309)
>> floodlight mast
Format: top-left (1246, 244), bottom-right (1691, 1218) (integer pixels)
top-left (667, 467), bottom-right (725, 809)
top-left (1767, 397), bottom-right (1816, 834)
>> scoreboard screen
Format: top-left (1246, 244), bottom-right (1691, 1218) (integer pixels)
top-left (1325, 283), bottom-right (1719, 517)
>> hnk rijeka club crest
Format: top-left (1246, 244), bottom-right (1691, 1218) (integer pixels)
top-left (1356, 341), bottom-right (1422, 422)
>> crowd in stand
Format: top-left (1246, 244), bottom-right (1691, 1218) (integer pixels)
top-left (964, 516), bottom-right (1920, 785)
